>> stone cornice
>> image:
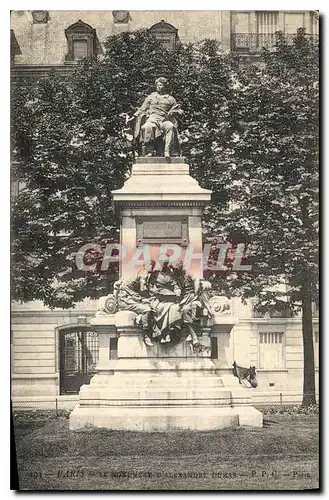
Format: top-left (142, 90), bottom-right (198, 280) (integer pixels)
top-left (238, 317), bottom-right (318, 324)
top-left (11, 64), bottom-right (73, 83)
top-left (114, 200), bottom-right (209, 208)
top-left (11, 309), bottom-right (97, 317)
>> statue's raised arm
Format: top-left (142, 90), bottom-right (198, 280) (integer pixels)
top-left (126, 77), bottom-right (183, 158)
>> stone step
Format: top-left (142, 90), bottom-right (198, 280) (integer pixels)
top-left (97, 357), bottom-right (220, 373)
top-left (79, 400), bottom-right (234, 408)
top-left (79, 387), bottom-right (232, 400)
top-left (69, 405), bottom-right (263, 431)
top-left (78, 386), bottom-right (238, 408)
top-left (89, 375), bottom-right (225, 389)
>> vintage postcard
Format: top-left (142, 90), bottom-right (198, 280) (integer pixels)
top-left (11, 9), bottom-right (319, 491)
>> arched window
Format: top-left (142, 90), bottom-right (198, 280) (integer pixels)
top-left (149, 20), bottom-right (178, 51)
top-left (59, 327), bottom-right (99, 394)
top-left (65, 20), bottom-right (97, 62)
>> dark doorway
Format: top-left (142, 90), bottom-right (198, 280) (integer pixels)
top-left (59, 329), bottom-right (99, 394)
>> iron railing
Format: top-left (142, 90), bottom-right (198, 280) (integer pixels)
top-left (231, 33), bottom-right (319, 52)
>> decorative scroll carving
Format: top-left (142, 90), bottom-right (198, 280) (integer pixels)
top-left (96, 294), bottom-right (117, 316)
top-left (209, 295), bottom-right (231, 315)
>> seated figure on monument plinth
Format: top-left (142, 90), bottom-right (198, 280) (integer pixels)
top-left (114, 260), bottom-right (213, 350)
top-left (113, 269), bottom-right (154, 346)
top-left (170, 261), bottom-right (213, 323)
top-left (125, 77), bottom-right (183, 158)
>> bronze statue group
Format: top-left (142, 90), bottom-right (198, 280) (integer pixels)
top-left (114, 261), bottom-right (213, 349)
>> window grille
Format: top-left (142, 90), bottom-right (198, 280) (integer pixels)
top-left (259, 332), bottom-right (283, 344)
top-left (60, 329), bottom-right (99, 394)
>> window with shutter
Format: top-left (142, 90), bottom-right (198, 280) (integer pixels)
top-left (259, 331), bottom-right (284, 369)
top-left (284, 12), bottom-right (305, 34)
top-left (256, 11), bottom-right (279, 34)
top-left (73, 39), bottom-right (88, 60)
top-left (256, 11), bottom-right (279, 49)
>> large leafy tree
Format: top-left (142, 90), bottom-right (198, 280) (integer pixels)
top-left (205, 29), bottom-right (319, 406)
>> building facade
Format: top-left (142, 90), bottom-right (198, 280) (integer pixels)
top-left (11, 10), bottom-right (319, 74)
top-left (11, 296), bottom-right (319, 399)
top-left (11, 10), bottom-right (319, 401)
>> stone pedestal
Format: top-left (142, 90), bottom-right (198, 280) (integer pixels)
top-left (112, 158), bottom-right (211, 279)
top-left (69, 158), bottom-right (263, 431)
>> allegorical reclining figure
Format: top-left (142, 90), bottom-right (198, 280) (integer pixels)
top-left (114, 261), bottom-right (213, 350)
top-left (125, 77), bottom-right (183, 158)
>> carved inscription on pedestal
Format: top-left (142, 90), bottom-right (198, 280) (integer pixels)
top-left (136, 217), bottom-right (188, 246)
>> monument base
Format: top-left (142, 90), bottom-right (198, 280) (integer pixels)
top-left (69, 359), bottom-right (263, 431)
top-left (69, 405), bottom-right (262, 432)
top-left (69, 312), bottom-right (263, 431)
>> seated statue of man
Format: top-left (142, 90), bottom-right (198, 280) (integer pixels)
top-left (114, 274), bottom-right (154, 346)
top-left (169, 261), bottom-right (213, 349)
top-left (127, 77), bottom-right (183, 158)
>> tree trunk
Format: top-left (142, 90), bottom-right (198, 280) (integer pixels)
top-left (301, 282), bottom-right (316, 406)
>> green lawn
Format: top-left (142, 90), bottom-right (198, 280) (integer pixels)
top-left (12, 412), bottom-right (319, 491)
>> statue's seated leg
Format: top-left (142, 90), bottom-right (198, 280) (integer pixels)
top-left (174, 129), bottom-right (182, 157)
top-left (141, 121), bottom-right (156, 156)
top-left (160, 121), bottom-right (177, 158)
top-left (181, 305), bottom-right (199, 346)
top-left (184, 323), bottom-right (199, 346)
